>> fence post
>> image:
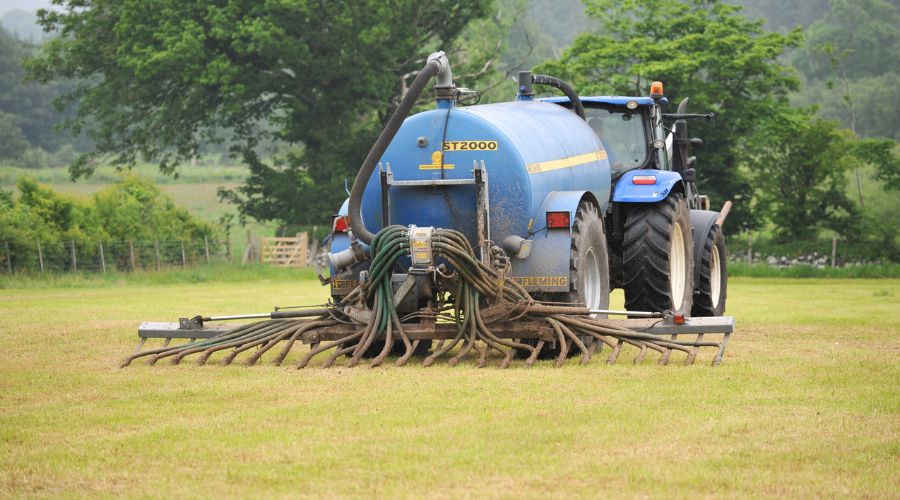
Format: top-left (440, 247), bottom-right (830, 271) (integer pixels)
top-left (37, 241), bottom-right (44, 273)
top-left (4, 241), bottom-right (11, 274)
top-left (129, 239), bottom-right (136, 271)
top-left (204, 235), bottom-right (210, 264)
top-left (746, 233), bottom-right (753, 265)
top-left (831, 236), bottom-right (837, 268)
top-left (70, 240), bottom-right (77, 272)
top-left (180, 241), bottom-right (186, 268)
top-left (155, 240), bottom-right (161, 271)
top-left (99, 241), bottom-right (106, 273)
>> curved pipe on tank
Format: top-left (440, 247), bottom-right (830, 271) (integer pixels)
top-left (533, 75), bottom-right (585, 120)
top-left (348, 52), bottom-right (451, 245)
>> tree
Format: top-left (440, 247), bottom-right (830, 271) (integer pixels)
top-left (536, 0), bottom-right (802, 230)
top-left (0, 26), bottom-right (79, 155)
top-left (794, 0), bottom-right (899, 81)
top-left (0, 111), bottom-right (29, 160)
top-left (791, 0), bottom-right (900, 141)
top-left (28, 0), bottom-right (495, 226)
top-left (751, 112), bottom-right (858, 242)
top-left (725, 0), bottom-right (830, 32)
top-left (853, 139), bottom-right (900, 192)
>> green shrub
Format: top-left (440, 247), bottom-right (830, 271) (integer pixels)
top-left (0, 175), bottom-right (220, 271)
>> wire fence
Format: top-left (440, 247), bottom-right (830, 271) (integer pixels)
top-left (0, 237), bottom-right (229, 274)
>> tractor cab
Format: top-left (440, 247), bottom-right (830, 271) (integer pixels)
top-left (542, 90), bottom-right (716, 213)
top-left (541, 95), bottom-right (669, 178)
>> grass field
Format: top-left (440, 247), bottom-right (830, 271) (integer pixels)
top-left (1, 276), bottom-right (898, 497)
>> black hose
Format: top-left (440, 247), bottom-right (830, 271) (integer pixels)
top-left (348, 61), bottom-right (442, 244)
top-left (533, 74), bottom-right (585, 120)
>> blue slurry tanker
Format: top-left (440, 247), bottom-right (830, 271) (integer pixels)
top-left (328, 52), bottom-right (729, 320)
top-left (130, 51), bottom-right (734, 368)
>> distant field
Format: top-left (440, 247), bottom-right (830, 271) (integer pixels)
top-left (0, 276), bottom-right (897, 496)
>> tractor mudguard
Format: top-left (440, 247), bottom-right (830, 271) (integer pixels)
top-left (612, 169), bottom-right (683, 203)
top-left (689, 209), bottom-right (720, 286)
top-left (529, 190), bottom-right (603, 233)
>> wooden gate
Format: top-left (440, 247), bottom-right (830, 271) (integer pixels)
top-left (260, 233), bottom-right (308, 268)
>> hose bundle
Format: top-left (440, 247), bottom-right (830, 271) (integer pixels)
top-left (122, 225), bottom-right (728, 368)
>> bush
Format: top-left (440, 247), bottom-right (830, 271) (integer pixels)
top-left (728, 231), bottom-right (897, 265)
top-left (20, 147), bottom-right (51, 169)
top-left (0, 175), bottom-right (220, 271)
top-left (0, 111), bottom-right (29, 161)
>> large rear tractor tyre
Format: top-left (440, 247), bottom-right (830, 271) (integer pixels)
top-left (622, 194), bottom-right (694, 314)
top-left (519, 200), bottom-right (611, 359)
top-left (692, 224), bottom-right (727, 317)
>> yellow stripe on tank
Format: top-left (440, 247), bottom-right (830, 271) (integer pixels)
top-left (526, 150), bottom-right (608, 174)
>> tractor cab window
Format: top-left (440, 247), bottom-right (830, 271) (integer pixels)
top-left (584, 107), bottom-right (649, 176)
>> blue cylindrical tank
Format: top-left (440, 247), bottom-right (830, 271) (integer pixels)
top-left (360, 99), bottom-right (611, 247)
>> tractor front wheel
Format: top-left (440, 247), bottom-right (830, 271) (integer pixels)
top-left (622, 194), bottom-right (694, 314)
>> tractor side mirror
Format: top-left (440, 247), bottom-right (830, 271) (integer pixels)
top-left (686, 157), bottom-right (697, 168)
top-left (690, 138), bottom-right (703, 148)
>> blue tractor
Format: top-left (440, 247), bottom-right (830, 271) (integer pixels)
top-left (130, 51), bottom-right (734, 368)
top-left (540, 81), bottom-right (728, 318)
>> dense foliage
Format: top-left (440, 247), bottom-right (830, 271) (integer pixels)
top-left (537, 0), bottom-right (802, 230)
top-left (791, 0), bottom-right (900, 141)
top-left (0, 176), bottom-right (218, 268)
top-left (27, 0), bottom-right (495, 225)
top-left (0, 26), bottom-right (84, 164)
top-left (3, 0), bottom-right (897, 262)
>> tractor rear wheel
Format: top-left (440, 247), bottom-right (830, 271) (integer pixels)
top-left (692, 224), bottom-right (727, 317)
top-left (622, 193), bottom-right (694, 314)
top-left (519, 200), bottom-right (610, 359)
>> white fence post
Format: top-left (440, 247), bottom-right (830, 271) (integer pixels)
top-left (746, 233), bottom-right (753, 265)
top-left (831, 236), bottom-right (837, 268)
top-left (99, 241), bottom-right (106, 273)
top-left (37, 241), bottom-right (44, 273)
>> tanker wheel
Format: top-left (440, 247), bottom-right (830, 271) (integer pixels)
top-left (692, 224), bottom-right (728, 317)
top-left (622, 193), bottom-right (694, 314)
top-left (517, 200), bottom-right (611, 359)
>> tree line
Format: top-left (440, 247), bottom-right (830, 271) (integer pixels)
top-left (1, 0), bottom-right (897, 261)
